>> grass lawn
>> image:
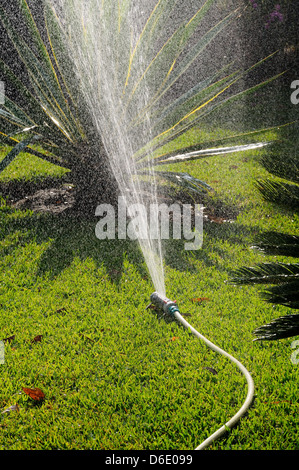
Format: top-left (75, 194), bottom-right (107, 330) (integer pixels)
top-left (0, 129), bottom-right (298, 451)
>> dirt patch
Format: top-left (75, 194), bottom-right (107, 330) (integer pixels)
top-left (1, 180), bottom-right (239, 223)
top-left (9, 186), bottom-right (76, 215)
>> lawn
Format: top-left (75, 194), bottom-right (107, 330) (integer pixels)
top-left (0, 127), bottom-right (298, 451)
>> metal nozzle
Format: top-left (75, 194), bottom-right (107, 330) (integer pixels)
top-left (149, 291), bottom-right (180, 317)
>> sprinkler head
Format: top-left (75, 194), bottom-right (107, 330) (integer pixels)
top-left (149, 291), bottom-right (180, 317)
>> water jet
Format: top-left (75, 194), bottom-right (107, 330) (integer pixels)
top-left (45, 0), bottom-right (258, 451)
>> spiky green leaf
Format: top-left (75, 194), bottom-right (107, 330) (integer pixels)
top-left (261, 281), bottom-right (299, 309)
top-left (255, 179), bottom-right (299, 208)
top-left (154, 170), bottom-right (213, 196)
top-left (0, 135), bottom-right (41, 174)
top-left (251, 232), bottom-right (299, 258)
top-left (230, 263), bottom-right (299, 286)
top-left (253, 314), bottom-right (299, 341)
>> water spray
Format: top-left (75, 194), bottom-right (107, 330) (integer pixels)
top-left (148, 291), bottom-right (255, 450)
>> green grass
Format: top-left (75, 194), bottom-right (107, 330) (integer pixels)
top-left (0, 144), bottom-right (69, 182)
top-left (0, 133), bottom-right (298, 451)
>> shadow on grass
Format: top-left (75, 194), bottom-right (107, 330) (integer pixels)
top-left (0, 204), bottom-right (150, 283)
top-left (0, 174), bottom-right (71, 200)
top-left (162, 219), bottom-right (259, 274)
top-left (0, 194), bottom-right (264, 285)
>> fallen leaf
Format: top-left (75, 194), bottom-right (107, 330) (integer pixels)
top-left (2, 335), bottom-right (15, 344)
top-left (56, 307), bottom-right (68, 314)
top-left (207, 215), bottom-right (227, 224)
top-left (191, 297), bottom-right (210, 303)
top-left (22, 387), bottom-right (45, 401)
top-left (170, 336), bottom-right (179, 342)
top-left (31, 335), bottom-right (43, 343)
top-left (2, 404), bottom-right (19, 414)
top-left (203, 367), bottom-right (218, 375)
top-left (79, 333), bottom-right (94, 343)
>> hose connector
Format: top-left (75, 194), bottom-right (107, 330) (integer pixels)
top-left (149, 291), bottom-right (180, 317)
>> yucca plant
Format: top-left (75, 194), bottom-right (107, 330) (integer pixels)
top-left (230, 127), bottom-right (299, 340)
top-left (0, 0), bottom-right (282, 215)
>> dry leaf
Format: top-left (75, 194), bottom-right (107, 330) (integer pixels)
top-left (203, 367), bottom-right (218, 375)
top-left (22, 387), bottom-right (45, 401)
top-left (31, 335), bottom-right (43, 343)
top-left (2, 335), bottom-right (15, 344)
top-left (56, 307), bottom-right (68, 314)
top-left (79, 333), bottom-right (94, 343)
top-left (2, 404), bottom-right (19, 414)
top-left (191, 297), bottom-right (210, 303)
top-left (207, 214), bottom-right (227, 224)
top-left (171, 336), bottom-right (179, 342)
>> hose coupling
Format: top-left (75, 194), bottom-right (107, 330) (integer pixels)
top-left (149, 291), bottom-right (180, 317)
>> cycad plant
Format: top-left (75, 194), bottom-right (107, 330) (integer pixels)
top-left (230, 128), bottom-right (299, 340)
top-left (0, 0), bottom-right (282, 214)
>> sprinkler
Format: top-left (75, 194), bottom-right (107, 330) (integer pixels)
top-left (147, 291), bottom-right (255, 450)
top-left (149, 291), bottom-right (180, 317)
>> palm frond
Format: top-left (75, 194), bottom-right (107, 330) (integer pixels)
top-left (0, 94), bottom-right (35, 129)
top-left (0, 135), bottom-right (41, 173)
top-left (0, 132), bottom-right (67, 167)
top-left (0, 57), bottom-right (58, 131)
top-left (253, 314), bottom-right (299, 341)
top-left (0, 2), bottom-right (81, 140)
top-left (255, 179), bottom-right (299, 209)
top-left (251, 232), bottom-right (299, 258)
top-left (261, 281), bottom-right (299, 309)
top-left (134, 67), bottom-right (239, 133)
top-left (123, 0), bottom-right (179, 91)
top-left (153, 170), bottom-right (214, 196)
top-left (153, 142), bottom-right (270, 166)
top-left (259, 143), bottom-right (299, 184)
top-left (146, 67), bottom-right (283, 158)
top-left (257, 123), bottom-right (299, 184)
top-left (126, 6), bottom-right (239, 122)
top-left (230, 262), bottom-right (299, 286)
top-left (254, 124), bottom-right (299, 210)
top-left (231, 123), bottom-right (299, 341)
top-left (43, 2), bottom-right (84, 124)
top-left (0, 1), bottom-right (283, 201)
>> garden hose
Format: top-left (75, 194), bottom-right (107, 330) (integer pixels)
top-left (148, 292), bottom-right (255, 450)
